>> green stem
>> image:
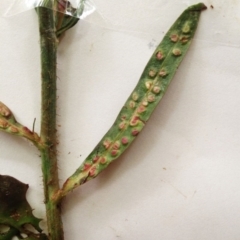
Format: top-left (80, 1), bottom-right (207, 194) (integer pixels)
top-left (37, 6), bottom-right (64, 240)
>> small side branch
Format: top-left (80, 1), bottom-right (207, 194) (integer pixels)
top-left (0, 101), bottom-right (43, 149)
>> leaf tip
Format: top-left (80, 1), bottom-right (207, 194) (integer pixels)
top-left (187, 3), bottom-right (207, 12)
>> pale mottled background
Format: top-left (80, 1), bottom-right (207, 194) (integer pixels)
top-left (0, 0), bottom-right (240, 239)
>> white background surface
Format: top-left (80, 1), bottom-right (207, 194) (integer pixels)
top-left (1, 0), bottom-right (240, 239)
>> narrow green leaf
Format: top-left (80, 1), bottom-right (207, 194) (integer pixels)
top-left (60, 3), bottom-right (207, 196)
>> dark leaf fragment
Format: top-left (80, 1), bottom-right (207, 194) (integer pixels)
top-left (0, 175), bottom-right (48, 239)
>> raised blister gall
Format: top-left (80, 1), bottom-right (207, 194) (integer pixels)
top-left (172, 48), bottom-right (182, 56)
top-left (132, 92), bottom-right (139, 101)
top-left (149, 70), bottom-right (157, 78)
top-left (129, 100), bottom-right (136, 109)
top-left (130, 116), bottom-right (139, 126)
top-left (180, 36), bottom-right (189, 44)
top-left (121, 137), bottom-right (129, 145)
top-left (119, 121), bottom-right (126, 130)
top-left (10, 126), bottom-right (19, 133)
top-left (0, 109), bottom-right (10, 117)
top-left (83, 163), bottom-right (91, 171)
top-left (0, 102), bottom-right (11, 117)
top-left (121, 115), bottom-right (127, 120)
top-left (142, 100), bottom-right (148, 107)
top-left (159, 69), bottom-right (167, 77)
top-left (145, 80), bottom-right (153, 90)
top-left (153, 86), bottom-right (161, 94)
top-left (103, 139), bottom-right (111, 149)
top-left (111, 150), bottom-right (119, 157)
top-left (147, 93), bottom-right (156, 103)
top-left (89, 166), bottom-right (97, 177)
top-left (113, 141), bottom-right (120, 150)
top-left (156, 51), bottom-right (164, 60)
top-left (23, 127), bottom-right (33, 135)
top-left (0, 119), bottom-right (8, 129)
top-left (182, 22), bottom-right (191, 33)
top-left (93, 156), bottom-right (100, 163)
top-left (100, 157), bottom-right (107, 164)
top-left (170, 34), bottom-right (179, 42)
top-left (132, 129), bottom-right (139, 136)
top-left (137, 105), bottom-right (146, 113)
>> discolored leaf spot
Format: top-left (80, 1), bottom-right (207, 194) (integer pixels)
top-left (0, 175), bottom-right (48, 240)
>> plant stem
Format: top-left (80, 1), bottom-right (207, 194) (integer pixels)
top-left (37, 6), bottom-right (64, 240)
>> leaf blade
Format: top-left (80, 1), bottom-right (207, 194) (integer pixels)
top-left (60, 3), bottom-right (207, 197)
